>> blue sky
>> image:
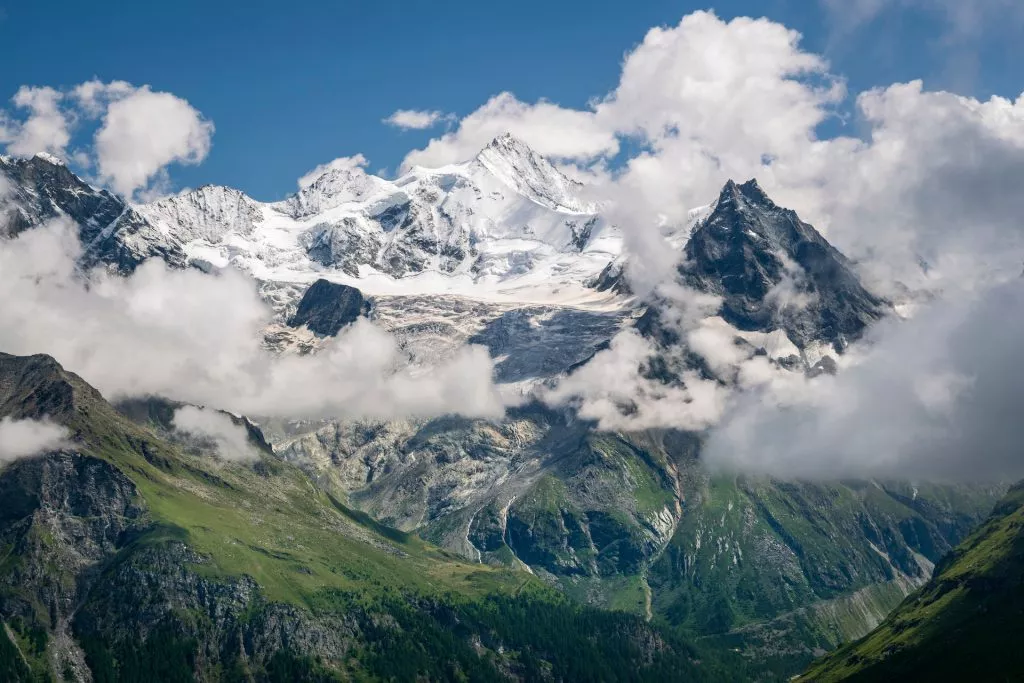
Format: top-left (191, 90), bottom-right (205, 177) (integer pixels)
top-left (1, 0), bottom-right (1021, 199)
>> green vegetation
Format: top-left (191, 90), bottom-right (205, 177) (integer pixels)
top-left (802, 483), bottom-right (1024, 681)
top-left (0, 353), bottom-right (753, 681)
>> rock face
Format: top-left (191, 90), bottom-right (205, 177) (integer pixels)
top-left (0, 452), bottom-right (144, 681)
top-left (683, 179), bottom-right (888, 349)
top-left (286, 279), bottom-right (371, 336)
top-left (0, 154), bottom-right (187, 273)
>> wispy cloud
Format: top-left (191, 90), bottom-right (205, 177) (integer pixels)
top-left (172, 406), bottom-right (259, 462)
top-left (383, 108), bottom-right (452, 131)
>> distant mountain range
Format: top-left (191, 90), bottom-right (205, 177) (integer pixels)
top-left (0, 137), bottom-right (1009, 681)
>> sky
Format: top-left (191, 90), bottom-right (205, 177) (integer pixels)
top-left (2, 0), bottom-right (1022, 199)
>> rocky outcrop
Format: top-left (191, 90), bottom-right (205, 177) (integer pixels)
top-left (0, 452), bottom-right (145, 681)
top-left (286, 279), bottom-right (371, 337)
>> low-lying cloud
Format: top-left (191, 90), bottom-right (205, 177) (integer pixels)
top-left (172, 406), bottom-right (259, 462)
top-left (0, 222), bottom-right (504, 423)
top-left (0, 417), bottom-right (69, 462)
top-left (704, 277), bottom-right (1024, 482)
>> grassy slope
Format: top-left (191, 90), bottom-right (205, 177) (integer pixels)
top-left (801, 483), bottom-right (1024, 681)
top-left (0, 354), bottom-right (750, 681)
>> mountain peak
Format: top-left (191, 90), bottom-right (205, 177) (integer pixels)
top-left (684, 179), bottom-right (887, 347)
top-left (717, 178), bottom-right (774, 209)
top-left (484, 131), bottom-right (531, 151)
top-left (32, 151), bottom-right (66, 167)
top-left (476, 132), bottom-right (543, 167)
top-left (473, 132), bottom-right (590, 213)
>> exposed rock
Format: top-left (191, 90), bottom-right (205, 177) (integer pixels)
top-left (286, 279), bottom-right (371, 337)
top-left (683, 179), bottom-right (889, 349)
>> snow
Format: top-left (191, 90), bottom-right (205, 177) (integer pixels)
top-left (134, 133), bottom-right (626, 308)
top-left (32, 152), bottom-right (65, 166)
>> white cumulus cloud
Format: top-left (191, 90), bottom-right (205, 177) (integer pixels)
top-left (3, 86), bottom-right (70, 159)
top-left (0, 80), bottom-right (214, 199)
top-left (94, 86), bottom-right (214, 196)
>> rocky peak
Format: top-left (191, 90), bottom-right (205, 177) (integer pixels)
top-left (286, 162), bottom-right (391, 219)
top-left (682, 179), bottom-right (888, 348)
top-left (0, 352), bottom-right (105, 425)
top-left (286, 279), bottom-right (371, 337)
top-left (138, 184), bottom-right (263, 242)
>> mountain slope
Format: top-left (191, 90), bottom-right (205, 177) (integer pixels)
top-left (801, 483), bottom-right (1024, 682)
top-left (0, 351), bottom-right (736, 682)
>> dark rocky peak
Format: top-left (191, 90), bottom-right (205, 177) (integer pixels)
top-left (1, 154), bottom-right (125, 238)
top-left (719, 177), bottom-right (774, 207)
top-left (681, 179), bottom-right (888, 349)
top-left (0, 352), bottom-right (105, 425)
top-left (287, 279), bottom-right (371, 337)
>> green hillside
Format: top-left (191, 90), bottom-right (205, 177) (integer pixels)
top-left (0, 352), bottom-right (741, 682)
top-left (801, 483), bottom-right (1024, 681)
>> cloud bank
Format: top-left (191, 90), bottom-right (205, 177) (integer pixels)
top-left (705, 277), bottom-right (1024, 482)
top-left (0, 417), bottom-right (69, 462)
top-left (0, 222), bottom-right (504, 422)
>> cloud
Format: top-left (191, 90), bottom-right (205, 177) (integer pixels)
top-left (543, 282), bottom-right (729, 430)
top-left (0, 417), bottom-right (69, 462)
top-left (0, 80), bottom-right (214, 199)
top-left (821, 0), bottom-right (1024, 41)
top-left (172, 406), bottom-right (258, 462)
top-left (94, 86), bottom-right (214, 196)
top-left (71, 79), bottom-right (136, 117)
top-left (297, 153), bottom-right (368, 189)
top-left (543, 328), bottom-right (729, 431)
top-left (0, 221), bottom-right (503, 423)
top-left (383, 109), bottom-right (451, 130)
top-left (3, 86), bottom-right (70, 158)
top-left (400, 92), bottom-right (619, 170)
top-left (704, 277), bottom-right (1024, 481)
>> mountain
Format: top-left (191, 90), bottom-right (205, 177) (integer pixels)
top-left (802, 483), bottom-right (1024, 681)
top-left (0, 351), bottom-right (742, 682)
top-left (683, 179), bottom-right (887, 350)
top-left (133, 132), bottom-right (617, 287)
top-left (0, 143), bottom-right (1006, 680)
top-left (0, 154), bottom-right (186, 272)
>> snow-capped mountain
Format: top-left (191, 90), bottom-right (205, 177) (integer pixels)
top-left (1, 137), bottom-right (891, 387)
top-left (134, 133), bottom-right (620, 297)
